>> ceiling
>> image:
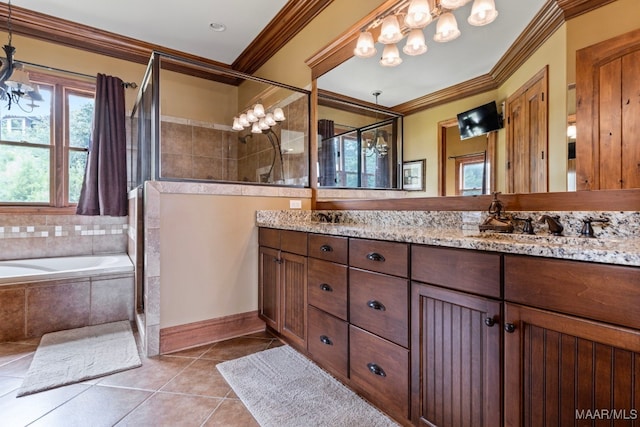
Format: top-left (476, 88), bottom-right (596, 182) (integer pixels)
top-left (10, 0), bottom-right (546, 108)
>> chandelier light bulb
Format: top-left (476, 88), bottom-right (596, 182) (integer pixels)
top-left (433, 12), bottom-right (461, 42)
top-left (265, 113), bottom-right (276, 126)
top-left (258, 118), bottom-right (269, 130)
top-left (246, 109), bottom-right (258, 123)
top-left (251, 122), bottom-right (262, 133)
top-left (405, 0), bottom-right (433, 28)
top-left (403, 29), bottom-right (428, 56)
top-left (354, 31), bottom-right (377, 58)
top-left (380, 43), bottom-right (403, 67)
top-left (273, 108), bottom-right (285, 121)
top-left (378, 15), bottom-right (403, 44)
top-left (232, 117), bottom-right (244, 131)
top-left (239, 114), bottom-right (250, 127)
top-left (468, 0), bottom-right (498, 26)
top-left (439, 0), bottom-right (471, 9)
top-left (253, 103), bottom-right (265, 118)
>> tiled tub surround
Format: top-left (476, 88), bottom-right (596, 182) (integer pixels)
top-left (0, 214), bottom-right (128, 261)
top-left (0, 269), bottom-right (134, 342)
top-left (256, 210), bottom-right (640, 266)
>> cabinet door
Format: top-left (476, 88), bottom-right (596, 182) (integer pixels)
top-left (504, 303), bottom-right (640, 427)
top-left (411, 283), bottom-right (501, 427)
top-left (279, 251), bottom-right (307, 349)
top-left (259, 246), bottom-right (280, 331)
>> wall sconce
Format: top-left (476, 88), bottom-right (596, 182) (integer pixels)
top-left (232, 103), bottom-right (285, 133)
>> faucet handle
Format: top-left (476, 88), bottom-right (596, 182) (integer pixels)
top-left (580, 217), bottom-right (610, 238)
top-left (513, 217), bottom-right (535, 235)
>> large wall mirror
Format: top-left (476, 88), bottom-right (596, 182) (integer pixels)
top-left (310, 0), bottom-right (640, 200)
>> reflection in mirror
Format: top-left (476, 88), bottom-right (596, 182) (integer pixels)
top-left (317, 92), bottom-right (402, 189)
top-left (567, 84), bottom-right (576, 191)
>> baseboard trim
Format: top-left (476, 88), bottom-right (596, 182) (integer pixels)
top-left (159, 310), bottom-right (265, 354)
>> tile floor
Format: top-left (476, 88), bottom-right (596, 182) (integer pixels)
top-left (0, 330), bottom-right (284, 426)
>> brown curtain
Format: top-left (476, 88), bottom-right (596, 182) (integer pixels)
top-left (76, 73), bottom-right (127, 216)
top-left (318, 119), bottom-right (336, 186)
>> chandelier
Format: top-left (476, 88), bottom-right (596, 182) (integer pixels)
top-left (364, 90), bottom-right (389, 157)
top-left (354, 0), bottom-right (499, 67)
top-left (0, 0), bottom-right (42, 111)
top-left (232, 102), bottom-right (285, 133)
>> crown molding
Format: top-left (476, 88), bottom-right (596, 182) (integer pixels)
top-left (233, 0), bottom-right (332, 74)
top-left (0, 0), bottom-right (328, 85)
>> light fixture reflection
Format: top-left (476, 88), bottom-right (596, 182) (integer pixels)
top-left (380, 44), bottom-right (403, 67)
top-left (403, 29), bottom-right (427, 56)
top-left (405, 0), bottom-right (433, 28)
top-left (354, 31), bottom-right (377, 58)
top-left (439, 0), bottom-right (471, 9)
top-left (468, 0), bottom-right (499, 26)
top-left (378, 15), bottom-right (403, 44)
top-left (433, 12), bottom-right (460, 42)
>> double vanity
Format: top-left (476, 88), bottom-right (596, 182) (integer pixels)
top-left (256, 209), bottom-right (639, 426)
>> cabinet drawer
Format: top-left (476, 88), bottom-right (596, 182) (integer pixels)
top-left (308, 306), bottom-right (348, 379)
top-left (308, 234), bottom-right (348, 264)
top-left (349, 238), bottom-right (408, 277)
top-left (258, 227), bottom-right (280, 249)
top-left (505, 255), bottom-right (640, 329)
top-left (349, 325), bottom-right (409, 419)
top-left (412, 245), bottom-right (501, 298)
top-left (281, 230), bottom-right (307, 255)
top-left (350, 268), bottom-right (409, 347)
top-left (308, 258), bottom-right (348, 320)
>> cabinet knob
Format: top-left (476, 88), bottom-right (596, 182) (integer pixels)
top-left (504, 323), bottom-right (516, 333)
top-left (320, 283), bottom-right (333, 292)
top-left (484, 317), bottom-right (496, 327)
top-left (366, 252), bottom-right (385, 262)
top-left (367, 300), bottom-right (386, 311)
top-left (367, 362), bottom-right (386, 377)
top-left (319, 335), bottom-right (333, 346)
top-left (320, 244), bottom-right (333, 252)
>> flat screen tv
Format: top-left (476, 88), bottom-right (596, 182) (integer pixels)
top-left (457, 101), bottom-right (503, 140)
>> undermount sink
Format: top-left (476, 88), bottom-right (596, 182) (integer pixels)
top-left (466, 232), bottom-right (623, 248)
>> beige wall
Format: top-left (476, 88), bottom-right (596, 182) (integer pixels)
top-left (159, 194), bottom-right (311, 328)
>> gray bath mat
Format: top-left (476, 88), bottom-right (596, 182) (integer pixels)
top-left (217, 345), bottom-right (399, 427)
top-left (17, 320), bottom-right (141, 397)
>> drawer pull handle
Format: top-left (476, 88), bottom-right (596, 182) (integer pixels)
top-left (320, 283), bottom-right (333, 292)
top-left (367, 300), bottom-right (386, 311)
top-left (320, 245), bottom-right (333, 252)
top-left (504, 323), bottom-right (516, 333)
top-left (366, 252), bottom-right (385, 262)
top-left (484, 317), bottom-right (496, 327)
top-left (320, 335), bottom-right (333, 345)
top-left (367, 363), bottom-right (386, 377)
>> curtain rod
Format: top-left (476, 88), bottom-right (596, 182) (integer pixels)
top-left (448, 151), bottom-right (486, 160)
top-left (17, 60), bottom-right (138, 89)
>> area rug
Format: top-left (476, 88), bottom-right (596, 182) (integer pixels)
top-left (17, 320), bottom-right (141, 397)
top-left (216, 345), bottom-right (399, 427)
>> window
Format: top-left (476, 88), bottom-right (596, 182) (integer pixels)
top-left (0, 72), bottom-right (95, 208)
top-left (456, 154), bottom-right (487, 196)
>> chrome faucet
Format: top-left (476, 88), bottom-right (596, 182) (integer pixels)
top-left (537, 215), bottom-right (564, 236)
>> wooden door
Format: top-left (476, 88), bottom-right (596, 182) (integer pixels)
top-left (577, 28), bottom-right (640, 190)
top-left (279, 251), bottom-right (307, 349)
top-left (504, 303), bottom-right (640, 427)
top-left (411, 283), bottom-right (502, 427)
top-left (506, 66), bottom-right (548, 193)
top-left (258, 246), bottom-right (280, 331)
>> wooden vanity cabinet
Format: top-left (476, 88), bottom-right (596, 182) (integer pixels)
top-left (411, 246), bottom-right (502, 427)
top-left (306, 234), bottom-right (349, 379)
top-left (258, 228), bottom-right (307, 350)
top-left (503, 255), bottom-right (640, 426)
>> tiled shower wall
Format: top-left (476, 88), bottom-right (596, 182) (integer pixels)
top-left (0, 214), bottom-right (128, 261)
top-left (160, 94), bottom-right (308, 185)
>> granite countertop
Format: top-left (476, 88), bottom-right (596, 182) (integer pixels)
top-left (256, 212), bottom-right (640, 267)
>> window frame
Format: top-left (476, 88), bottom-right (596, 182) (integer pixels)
top-left (455, 153), bottom-right (486, 196)
top-left (0, 71), bottom-right (95, 213)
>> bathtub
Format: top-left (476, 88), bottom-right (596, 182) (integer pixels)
top-left (0, 253), bottom-right (135, 342)
top-left (0, 254), bottom-right (134, 285)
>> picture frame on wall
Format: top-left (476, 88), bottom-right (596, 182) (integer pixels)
top-left (403, 159), bottom-right (425, 191)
